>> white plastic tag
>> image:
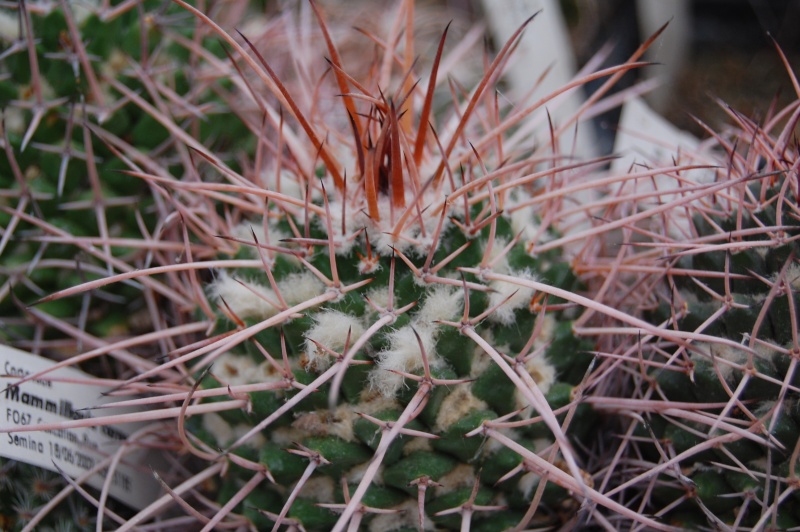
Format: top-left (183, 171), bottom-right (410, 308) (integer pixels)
top-left (0, 345), bottom-right (162, 510)
top-left (612, 96), bottom-right (701, 172)
top-left (611, 97), bottom-right (712, 237)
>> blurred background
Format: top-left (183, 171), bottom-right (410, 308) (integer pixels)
top-left (560, 0), bottom-right (800, 136)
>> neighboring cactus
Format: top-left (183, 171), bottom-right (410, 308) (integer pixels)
top-left (632, 181), bottom-right (800, 529)
top-left (0, 457), bottom-right (101, 531)
top-left (579, 64), bottom-right (800, 528)
top-left (0, 0), bottom-right (259, 349)
top-left (0, 0), bottom-right (254, 529)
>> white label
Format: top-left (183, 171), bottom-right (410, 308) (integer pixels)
top-left (612, 96), bottom-right (701, 173)
top-left (611, 97), bottom-right (713, 237)
top-left (0, 345), bottom-right (162, 510)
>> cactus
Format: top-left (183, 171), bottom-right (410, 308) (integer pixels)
top-left (579, 53), bottom-right (800, 529)
top-left (0, 456), bottom-right (104, 531)
top-left (0, 0), bottom-right (253, 529)
top-left (625, 178), bottom-right (799, 528)
top-left (106, 3), bottom-right (632, 529)
top-left (9, 1), bottom-right (665, 529)
top-left (0, 0), bottom-right (258, 348)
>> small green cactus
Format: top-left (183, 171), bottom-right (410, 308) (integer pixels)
top-left (641, 181), bottom-right (800, 528)
top-left (584, 73), bottom-right (800, 528)
top-left (0, 457), bottom-right (104, 531)
top-left (168, 5), bottom-right (608, 528)
top-left (0, 0), bottom-right (253, 528)
top-left (191, 184), bottom-right (596, 530)
top-left (0, 0), bottom-right (255, 349)
top-left (9, 1), bottom-right (799, 531)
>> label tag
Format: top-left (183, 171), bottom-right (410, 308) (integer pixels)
top-left (0, 345), bottom-right (163, 510)
top-left (611, 96), bottom-right (711, 237)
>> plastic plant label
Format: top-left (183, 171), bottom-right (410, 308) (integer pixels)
top-left (612, 96), bottom-right (701, 172)
top-left (0, 345), bottom-right (162, 510)
top-left (611, 96), bottom-right (712, 237)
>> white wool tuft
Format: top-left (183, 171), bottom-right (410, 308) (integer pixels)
top-left (254, 360), bottom-right (288, 384)
top-left (291, 406), bottom-right (358, 441)
top-left (355, 393), bottom-right (401, 415)
top-left (513, 356), bottom-right (557, 413)
top-left (260, 168), bottom-right (305, 202)
top-left (468, 330), bottom-right (497, 377)
top-left (1, 106), bottom-right (24, 136)
top-left (487, 269), bottom-right (537, 324)
top-left (314, 199), bottom-right (358, 256)
top-left (402, 436), bottom-right (433, 455)
top-left (509, 205), bottom-right (554, 248)
top-left (298, 476), bottom-right (336, 503)
top-left (333, 187), bottom-right (451, 258)
top-left (213, 351), bottom-right (258, 386)
top-left (366, 286), bottom-right (391, 313)
top-left (526, 356), bottom-right (556, 394)
top-left (518, 471), bottom-right (542, 499)
top-left (365, 287), bottom-right (461, 397)
top-left (369, 500), bottom-right (433, 531)
top-left (785, 263), bottom-right (800, 290)
top-left (304, 311), bottom-right (366, 370)
top-left (414, 285), bottom-right (463, 326)
top-left (0, 11), bottom-right (20, 41)
top-left (202, 413), bottom-right (266, 449)
top-left (202, 413), bottom-right (234, 446)
top-left (278, 271), bottom-right (326, 306)
top-left (436, 463), bottom-right (477, 494)
top-left (346, 461), bottom-right (383, 485)
top-left (434, 384), bottom-right (488, 432)
top-left (208, 271), bottom-right (280, 320)
top-left (369, 325), bottom-right (437, 397)
top-left (536, 314), bottom-right (557, 346)
top-left (231, 220), bottom-right (289, 259)
top-left (484, 237), bottom-right (511, 275)
top-left (268, 426), bottom-right (304, 447)
top-left (691, 343), bottom-right (747, 382)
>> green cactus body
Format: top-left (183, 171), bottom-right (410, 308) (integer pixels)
top-left (0, 0), bottom-right (256, 347)
top-left (196, 182), bottom-right (594, 529)
top-left (636, 181), bottom-right (800, 527)
top-left (126, 3), bottom-right (612, 530)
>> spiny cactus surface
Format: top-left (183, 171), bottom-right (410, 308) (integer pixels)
top-left (0, 0), bottom-right (255, 529)
top-left (5, 1), bottom-right (799, 531)
top-left (581, 91), bottom-right (800, 528)
top-left (145, 3), bottom-right (623, 529)
top-left (0, 0), bottom-right (256, 348)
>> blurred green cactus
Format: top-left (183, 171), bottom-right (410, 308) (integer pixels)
top-left (637, 180), bottom-right (800, 528)
top-left (0, 0), bottom-right (252, 529)
top-left (0, 0), bottom-right (253, 350)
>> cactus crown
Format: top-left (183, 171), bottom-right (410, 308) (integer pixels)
top-left (167, 5), bottom-right (608, 529)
